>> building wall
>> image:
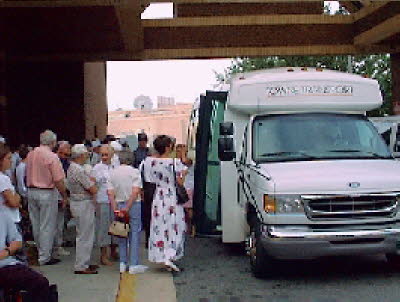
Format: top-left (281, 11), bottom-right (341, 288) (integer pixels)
top-left (6, 61), bottom-right (85, 146)
top-left (108, 104), bottom-right (192, 144)
top-left (84, 62), bottom-right (108, 140)
top-left (0, 53), bottom-right (6, 138)
top-left (1, 61), bottom-right (108, 147)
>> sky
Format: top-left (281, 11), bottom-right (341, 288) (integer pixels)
top-left (107, 59), bottom-right (232, 110)
top-left (107, 3), bottom-right (232, 110)
top-left (107, 2), bottom-right (339, 111)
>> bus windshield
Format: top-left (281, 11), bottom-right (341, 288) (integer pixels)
top-left (253, 113), bottom-right (392, 163)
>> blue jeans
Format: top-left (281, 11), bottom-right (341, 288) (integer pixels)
top-left (116, 201), bottom-right (142, 266)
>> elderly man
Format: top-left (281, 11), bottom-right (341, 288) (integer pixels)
top-left (0, 212), bottom-right (51, 301)
top-left (67, 144), bottom-right (98, 274)
top-left (91, 145), bottom-right (116, 265)
top-left (53, 142), bottom-right (71, 257)
top-left (26, 130), bottom-right (67, 266)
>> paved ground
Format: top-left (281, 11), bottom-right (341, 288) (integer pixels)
top-left (34, 241), bottom-right (177, 302)
top-left (174, 236), bottom-right (400, 302)
top-left (36, 248), bottom-right (120, 302)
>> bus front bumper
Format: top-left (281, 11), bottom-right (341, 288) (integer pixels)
top-left (260, 225), bottom-right (400, 259)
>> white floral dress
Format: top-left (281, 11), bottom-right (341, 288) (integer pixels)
top-left (147, 158), bottom-right (187, 263)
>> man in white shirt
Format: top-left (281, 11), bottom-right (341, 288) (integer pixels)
top-left (90, 145), bottom-right (115, 265)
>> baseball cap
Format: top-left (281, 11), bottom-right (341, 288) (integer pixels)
top-left (138, 133), bottom-right (148, 141)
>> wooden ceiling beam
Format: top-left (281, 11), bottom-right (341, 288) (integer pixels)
top-left (142, 44), bottom-right (400, 60)
top-left (0, 0), bottom-right (119, 7)
top-left (143, 14), bottom-right (352, 27)
top-left (339, 2), bottom-right (361, 13)
top-left (354, 14), bottom-right (400, 45)
top-left (8, 44), bottom-right (400, 62)
top-left (353, 1), bottom-right (388, 21)
top-left (148, 0), bottom-right (325, 3)
top-left (114, 0), bottom-right (143, 53)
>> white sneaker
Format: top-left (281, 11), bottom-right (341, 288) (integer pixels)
top-left (57, 247), bottom-right (70, 256)
top-left (128, 265), bottom-right (148, 274)
top-left (135, 265), bottom-right (148, 271)
top-left (120, 263), bottom-right (127, 273)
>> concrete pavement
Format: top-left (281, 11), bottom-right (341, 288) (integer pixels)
top-left (33, 244), bottom-right (177, 302)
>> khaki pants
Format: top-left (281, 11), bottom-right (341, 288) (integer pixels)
top-left (27, 188), bottom-right (58, 265)
top-left (70, 200), bottom-right (95, 271)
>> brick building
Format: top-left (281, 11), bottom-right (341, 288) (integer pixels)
top-left (108, 103), bottom-right (192, 144)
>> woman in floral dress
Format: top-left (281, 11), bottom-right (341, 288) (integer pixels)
top-left (145, 135), bottom-right (187, 272)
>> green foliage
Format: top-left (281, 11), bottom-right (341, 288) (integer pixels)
top-left (215, 54), bottom-right (392, 116)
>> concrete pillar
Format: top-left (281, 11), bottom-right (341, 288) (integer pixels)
top-left (84, 62), bottom-right (108, 140)
top-left (392, 53), bottom-right (400, 115)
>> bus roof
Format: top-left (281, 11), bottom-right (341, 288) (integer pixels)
top-left (228, 67), bottom-right (382, 114)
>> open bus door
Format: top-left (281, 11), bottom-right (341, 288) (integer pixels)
top-left (193, 91), bottom-right (228, 236)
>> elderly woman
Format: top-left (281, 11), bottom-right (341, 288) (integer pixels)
top-left (0, 144), bottom-right (21, 223)
top-left (91, 145), bottom-right (116, 265)
top-left (143, 135), bottom-right (187, 272)
top-left (108, 156), bottom-right (148, 274)
top-left (67, 144), bottom-right (98, 274)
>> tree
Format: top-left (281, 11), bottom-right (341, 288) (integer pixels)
top-left (215, 54), bottom-right (392, 116)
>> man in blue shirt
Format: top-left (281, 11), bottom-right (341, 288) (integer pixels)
top-left (132, 133), bottom-right (150, 168)
top-left (0, 212), bottom-right (51, 301)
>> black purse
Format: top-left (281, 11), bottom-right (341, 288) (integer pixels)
top-left (173, 159), bottom-right (189, 205)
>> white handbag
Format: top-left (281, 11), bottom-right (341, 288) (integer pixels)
top-left (108, 221), bottom-right (130, 238)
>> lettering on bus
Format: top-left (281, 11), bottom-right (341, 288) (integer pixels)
top-left (266, 85), bottom-right (353, 97)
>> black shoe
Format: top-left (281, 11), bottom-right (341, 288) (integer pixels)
top-left (43, 258), bottom-right (61, 265)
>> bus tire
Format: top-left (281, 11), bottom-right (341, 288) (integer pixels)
top-left (249, 220), bottom-right (274, 278)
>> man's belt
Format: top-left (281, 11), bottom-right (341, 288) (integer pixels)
top-left (28, 186), bottom-right (53, 190)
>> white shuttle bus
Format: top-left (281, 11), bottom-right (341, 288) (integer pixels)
top-left (192, 67), bottom-right (400, 277)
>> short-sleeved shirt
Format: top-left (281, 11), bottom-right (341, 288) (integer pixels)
top-left (109, 165), bottom-right (142, 203)
top-left (90, 163), bottom-right (113, 203)
top-left (0, 172), bottom-right (20, 223)
top-left (26, 145), bottom-right (65, 189)
top-left (15, 162), bottom-right (27, 198)
top-left (66, 162), bottom-right (94, 202)
top-left (0, 212), bottom-right (23, 268)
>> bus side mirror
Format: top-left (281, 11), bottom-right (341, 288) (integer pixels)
top-left (220, 122), bottom-right (234, 136)
top-left (218, 137), bottom-right (236, 161)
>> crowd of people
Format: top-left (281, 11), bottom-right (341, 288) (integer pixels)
top-left (0, 130), bottom-right (194, 301)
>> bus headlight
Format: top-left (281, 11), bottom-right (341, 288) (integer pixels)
top-left (264, 194), bottom-right (303, 214)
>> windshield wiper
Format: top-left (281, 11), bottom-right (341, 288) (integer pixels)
top-left (260, 151), bottom-right (315, 158)
top-left (325, 149), bottom-right (392, 159)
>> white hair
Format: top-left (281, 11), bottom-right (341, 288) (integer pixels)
top-left (71, 144), bottom-right (88, 159)
top-left (40, 130), bottom-right (57, 146)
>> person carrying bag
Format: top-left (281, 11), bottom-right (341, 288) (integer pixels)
top-left (108, 157), bottom-right (148, 275)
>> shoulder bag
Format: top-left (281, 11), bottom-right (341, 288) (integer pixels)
top-left (173, 159), bottom-right (189, 205)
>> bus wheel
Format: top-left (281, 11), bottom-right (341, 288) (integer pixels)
top-left (249, 222), bottom-right (274, 278)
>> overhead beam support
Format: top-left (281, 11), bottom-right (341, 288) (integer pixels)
top-left (353, 1), bottom-right (388, 21)
top-left (354, 14), bottom-right (400, 45)
top-left (143, 14), bottom-right (352, 27)
top-left (142, 44), bottom-right (400, 60)
top-left (339, 1), bottom-right (361, 13)
top-left (115, 0), bottom-right (143, 53)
